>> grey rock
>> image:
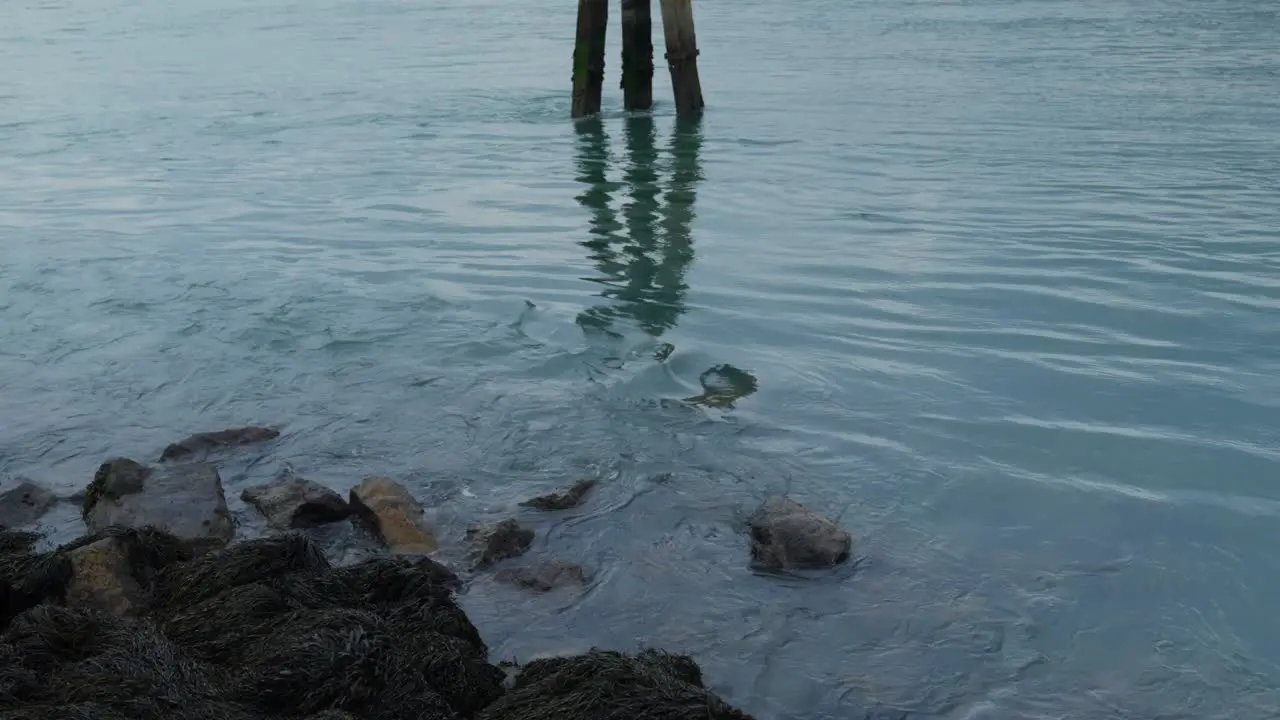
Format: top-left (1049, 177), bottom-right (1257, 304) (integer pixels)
top-left (494, 559), bottom-right (587, 592)
top-left (0, 478), bottom-right (56, 528)
top-left (160, 426), bottom-right (280, 462)
top-left (519, 478), bottom-right (597, 511)
top-left (468, 519), bottom-right (534, 568)
top-left (85, 458), bottom-right (234, 555)
top-left (242, 472), bottom-right (350, 530)
top-left (748, 496), bottom-right (852, 569)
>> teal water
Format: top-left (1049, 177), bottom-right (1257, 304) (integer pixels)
top-left (3, 0), bottom-right (1280, 717)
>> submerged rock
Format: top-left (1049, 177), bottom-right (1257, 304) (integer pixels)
top-left (467, 519), bottom-right (534, 568)
top-left (519, 478), bottom-right (597, 511)
top-left (241, 472), bottom-right (350, 530)
top-left (348, 476), bottom-right (437, 556)
top-left (748, 496), bottom-right (852, 570)
top-left (84, 459), bottom-right (234, 556)
top-left (159, 426), bottom-right (280, 462)
top-left (0, 479), bottom-right (56, 528)
top-left (494, 559), bottom-right (587, 592)
top-left (477, 649), bottom-right (756, 720)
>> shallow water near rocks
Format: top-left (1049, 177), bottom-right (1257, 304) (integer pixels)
top-left (3, 0), bottom-right (1280, 717)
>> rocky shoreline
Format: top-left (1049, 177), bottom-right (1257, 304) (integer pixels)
top-left (1, 426), bottom-right (854, 720)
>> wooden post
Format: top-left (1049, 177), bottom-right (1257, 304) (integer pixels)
top-left (620, 0), bottom-right (654, 111)
top-left (572, 0), bottom-right (609, 119)
top-left (658, 0), bottom-right (704, 115)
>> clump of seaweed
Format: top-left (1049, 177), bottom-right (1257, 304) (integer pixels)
top-left (477, 648), bottom-right (755, 720)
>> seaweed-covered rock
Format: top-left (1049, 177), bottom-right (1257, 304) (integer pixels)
top-left (84, 459), bottom-right (234, 556)
top-left (0, 479), bottom-right (56, 528)
top-left (151, 533), bottom-right (330, 611)
top-left (477, 649), bottom-right (755, 720)
top-left (0, 605), bottom-right (235, 720)
top-left (242, 472), bottom-right (350, 529)
top-left (0, 529), bottom-right (68, 631)
top-left (159, 555), bottom-right (478, 665)
top-left (494, 560), bottom-right (587, 592)
top-left (160, 426), bottom-right (280, 462)
top-left (748, 496), bottom-right (851, 569)
top-left (349, 476), bottom-right (437, 555)
top-left (519, 479), bottom-right (597, 511)
top-left (467, 520), bottom-right (534, 568)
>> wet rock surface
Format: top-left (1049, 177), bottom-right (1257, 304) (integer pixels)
top-left (242, 472), bottom-right (350, 530)
top-left (519, 478), bottom-right (596, 511)
top-left (84, 459), bottom-right (234, 556)
top-left (0, 479), bottom-right (56, 528)
top-left (468, 519), bottom-right (534, 569)
top-left (493, 559), bottom-right (586, 592)
top-left (0, 526), bottom-right (755, 720)
top-left (160, 426), bottom-right (281, 462)
top-left (348, 476), bottom-right (437, 556)
top-left (748, 496), bottom-right (852, 569)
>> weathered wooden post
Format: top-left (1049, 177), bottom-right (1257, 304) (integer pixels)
top-left (572, 0), bottom-right (609, 119)
top-left (658, 0), bottom-right (704, 114)
top-left (620, 0), bottom-right (654, 111)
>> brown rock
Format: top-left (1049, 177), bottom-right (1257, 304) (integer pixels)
top-left (160, 426), bottom-right (280, 462)
top-left (494, 560), bottom-right (587, 592)
top-left (0, 479), bottom-right (56, 528)
top-left (519, 478), bottom-right (597, 511)
top-left (85, 458), bottom-right (234, 556)
top-left (65, 537), bottom-right (144, 615)
top-left (749, 497), bottom-right (852, 569)
top-left (242, 472), bottom-right (350, 529)
top-left (467, 519), bottom-right (534, 568)
top-left (348, 476), bottom-right (437, 555)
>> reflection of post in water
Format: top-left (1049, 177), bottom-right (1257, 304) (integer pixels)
top-left (576, 115), bottom-right (699, 337)
top-left (574, 116), bottom-right (758, 406)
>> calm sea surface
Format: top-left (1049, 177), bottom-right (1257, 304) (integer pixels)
top-left (3, 0), bottom-right (1280, 717)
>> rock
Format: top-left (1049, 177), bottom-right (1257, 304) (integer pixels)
top-left (748, 496), bottom-right (851, 570)
top-left (0, 479), bottom-right (56, 528)
top-left (242, 472), bottom-right (350, 530)
top-left (64, 537), bottom-right (144, 615)
top-left (519, 478), bottom-right (597, 511)
top-left (159, 426), bottom-right (280, 462)
top-left (494, 559), bottom-right (586, 592)
top-left (685, 364), bottom-right (759, 409)
top-left (84, 458), bottom-right (234, 556)
top-left (467, 519), bottom-right (534, 568)
top-left (348, 476), bottom-right (437, 556)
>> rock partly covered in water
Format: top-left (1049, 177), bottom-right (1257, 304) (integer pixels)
top-left (519, 478), bottom-right (597, 511)
top-left (84, 458), bottom-right (234, 556)
top-left (242, 471), bottom-right (350, 530)
top-left (748, 496), bottom-right (852, 569)
top-left (348, 476), bottom-right (437, 556)
top-left (0, 479), bottom-right (56, 528)
top-left (477, 649), bottom-right (756, 720)
top-left (494, 559), bottom-right (587, 592)
top-left (467, 519), bottom-right (534, 569)
top-left (159, 426), bottom-right (280, 462)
